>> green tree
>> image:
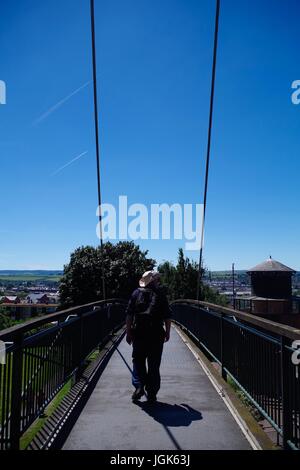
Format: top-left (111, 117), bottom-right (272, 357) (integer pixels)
top-left (174, 248), bottom-right (201, 299)
top-left (0, 307), bottom-right (21, 331)
top-left (59, 241), bottom-right (155, 307)
top-left (158, 261), bottom-right (177, 300)
top-left (201, 284), bottom-right (228, 306)
top-left (158, 248), bottom-right (228, 306)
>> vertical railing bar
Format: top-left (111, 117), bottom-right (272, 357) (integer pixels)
top-left (6, 352), bottom-right (12, 447)
top-left (280, 336), bottom-right (292, 450)
top-left (21, 347), bottom-right (26, 430)
top-left (267, 342), bottom-right (271, 421)
top-left (46, 343), bottom-right (50, 405)
top-left (26, 346), bottom-right (31, 428)
top-left (38, 345), bottom-right (44, 419)
top-left (33, 343), bottom-right (38, 421)
top-left (1, 355), bottom-right (7, 448)
top-left (37, 344), bottom-right (43, 416)
top-left (10, 333), bottom-right (23, 450)
top-left (53, 342), bottom-right (58, 396)
top-left (49, 341), bottom-right (54, 399)
top-left (261, 338), bottom-right (265, 414)
top-left (220, 314), bottom-right (227, 381)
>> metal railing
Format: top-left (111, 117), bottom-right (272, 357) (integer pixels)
top-left (171, 299), bottom-right (300, 450)
top-left (0, 299), bottom-right (127, 450)
top-left (234, 296), bottom-right (300, 316)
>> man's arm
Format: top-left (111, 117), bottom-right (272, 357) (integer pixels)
top-left (125, 290), bottom-right (137, 345)
top-left (160, 289), bottom-right (172, 342)
top-left (126, 315), bottom-right (133, 344)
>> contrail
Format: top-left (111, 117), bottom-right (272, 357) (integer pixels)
top-left (33, 81), bottom-right (91, 126)
top-left (51, 151), bottom-right (88, 176)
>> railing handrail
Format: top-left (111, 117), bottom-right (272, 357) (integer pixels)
top-left (172, 300), bottom-right (300, 450)
top-left (0, 297), bottom-right (128, 450)
top-left (171, 299), bottom-right (300, 340)
top-left (0, 298), bottom-right (127, 341)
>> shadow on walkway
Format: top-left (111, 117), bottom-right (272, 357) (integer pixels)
top-left (136, 401), bottom-right (203, 428)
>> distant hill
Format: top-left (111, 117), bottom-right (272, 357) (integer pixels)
top-left (0, 270), bottom-right (63, 276)
top-left (208, 270), bottom-right (247, 275)
top-left (0, 270), bottom-right (63, 282)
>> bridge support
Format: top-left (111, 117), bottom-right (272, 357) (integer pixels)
top-left (10, 333), bottom-right (23, 450)
top-left (220, 314), bottom-right (227, 382)
top-left (280, 336), bottom-right (292, 450)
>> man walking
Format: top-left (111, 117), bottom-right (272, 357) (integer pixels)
top-left (126, 271), bottom-right (171, 403)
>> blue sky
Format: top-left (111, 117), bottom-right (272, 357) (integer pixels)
top-left (0, 0), bottom-right (300, 271)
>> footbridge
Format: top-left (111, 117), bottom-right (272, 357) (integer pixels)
top-left (0, 299), bottom-right (299, 451)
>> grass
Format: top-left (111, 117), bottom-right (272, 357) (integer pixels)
top-left (0, 346), bottom-right (66, 427)
top-left (19, 346), bottom-right (106, 449)
top-left (227, 375), bottom-right (263, 421)
top-left (20, 379), bottom-right (72, 450)
top-left (0, 344), bottom-right (103, 449)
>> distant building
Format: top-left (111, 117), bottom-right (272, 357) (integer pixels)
top-left (1, 295), bottom-right (20, 304)
top-left (235, 257), bottom-right (300, 319)
top-left (247, 257), bottom-right (295, 299)
top-left (47, 292), bottom-right (60, 304)
top-left (26, 293), bottom-right (49, 304)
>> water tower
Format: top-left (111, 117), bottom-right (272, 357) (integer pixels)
top-left (246, 257), bottom-right (295, 316)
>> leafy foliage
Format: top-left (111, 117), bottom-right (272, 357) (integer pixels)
top-left (59, 241), bottom-right (155, 307)
top-left (0, 308), bottom-right (22, 331)
top-left (158, 248), bottom-right (228, 306)
top-left (60, 242), bottom-right (227, 308)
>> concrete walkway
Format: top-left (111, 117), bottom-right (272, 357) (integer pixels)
top-left (63, 328), bottom-right (251, 450)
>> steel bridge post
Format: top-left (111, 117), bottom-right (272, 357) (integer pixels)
top-left (280, 335), bottom-right (292, 450)
top-left (10, 332), bottom-right (23, 450)
top-left (76, 312), bottom-right (85, 381)
top-left (220, 313), bottom-right (227, 382)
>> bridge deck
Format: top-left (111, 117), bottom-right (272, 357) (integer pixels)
top-left (63, 327), bottom-right (252, 450)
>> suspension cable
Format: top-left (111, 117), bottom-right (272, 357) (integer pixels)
top-left (197, 0), bottom-right (220, 300)
top-left (90, 0), bottom-right (106, 300)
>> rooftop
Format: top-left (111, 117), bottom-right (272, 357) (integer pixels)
top-left (247, 257), bottom-right (296, 273)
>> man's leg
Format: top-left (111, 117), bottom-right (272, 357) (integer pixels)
top-left (132, 338), bottom-right (147, 393)
top-left (132, 361), bottom-right (142, 389)
top-left (146, 339), bottom-right (164, 399)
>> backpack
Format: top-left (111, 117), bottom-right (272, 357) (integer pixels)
top-left (133, 288), bottom-right (157, 330)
